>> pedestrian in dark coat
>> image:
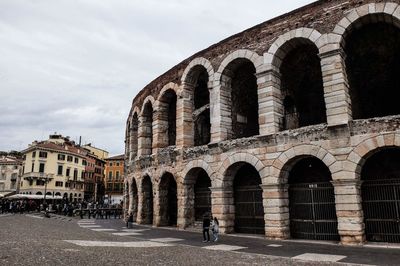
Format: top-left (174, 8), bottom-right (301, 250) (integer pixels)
top-left (202, 212), bottom-right (211, 242)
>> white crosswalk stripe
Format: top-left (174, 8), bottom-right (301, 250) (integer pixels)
top-left (25, 214), bottom-right (44, 219)
top-left (112, 232), bottom-right (142, 236)
top-left (64, 240), bottom-right (173, 248)
top-left (91, 228), bottom-right (117, 232)
top-left (203, 244), bottom-right (247, 251)
top-left (121, 229), bottom-right (149, 232)
top-left (292, 253), bottom-right (346, 262)
top-left (79, 225), bottom-right (101, 228)
top-left (149, 238), bottom-right (183, 243)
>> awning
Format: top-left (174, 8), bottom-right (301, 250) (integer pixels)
top-left (6, 194), bottom-right (63, 200)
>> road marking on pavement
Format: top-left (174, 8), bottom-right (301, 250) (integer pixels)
top-left (121, 229), bottom-right (149, 232)
top-left (64, 240), bottom-right (173, 248)
top-left (25, 214), bottom-right (44, 219)
top-left (112, 232), bottom-right (142, 236)
top-left (203, 244), bottom-right (247, 251)
top-left (267, 244), bottom-right (282, 247)
top-left (149, 238), bottom-right (183, 243)
top-left (292, 253), bottom-right (346, 262)
top-left (91, 228), bottom-right (117, 232)
top-left (79, 225), bottom-right (101, 228)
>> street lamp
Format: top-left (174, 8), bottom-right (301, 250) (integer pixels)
top-left (39, 173), bottom-right (53, 205)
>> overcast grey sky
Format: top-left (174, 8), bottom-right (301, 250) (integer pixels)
top-left (0, 0), bottom-right (314, 156)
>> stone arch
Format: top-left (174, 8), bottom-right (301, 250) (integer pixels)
top-left (271, 145), bottom-right (337, 184)
top-left (181, 57), bottom-right (214, 86)
top-left (331, 2), bottom-right (400, 48)
top-left (265, 28), bottom-right (323, 71)
top-left (217, 152), bottom-right (267, 187)
top-left (346, 133), bottom-right (400, 179)
top-left (139, 173), bottom-right (154, 225)
top-left (154, 83), bottom-right (179, 148)
top-left (182, 160), bottom-right (214, 184)
top-left (180, 58), bottom-right (213, 147)
top-left (216, 49), bottom-right (263, 76)
top-left (157, 171), bottom-right (178, 226)
top-left (156, 82), bottom-right (180, 101)
top-left (138, 97), bottom-right (155, 156)
top-left (214, 50), bottom-right (262, 141)
top-left (140, 96), bottom-right (155, 116)
top-left (263, 28), bottom-right (326, 131)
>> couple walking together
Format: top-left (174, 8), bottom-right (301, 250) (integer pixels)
top-left (202, 212), bottom-right (219, 242)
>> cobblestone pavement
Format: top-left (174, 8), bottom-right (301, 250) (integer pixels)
top-left (0, 213), bottom-right (399, 265)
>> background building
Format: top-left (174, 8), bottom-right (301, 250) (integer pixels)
top-left (0, 155), bottom-right (22, 196)
top-left (104, 154), bottom-right (124, 204)
top-left (20, 134), bottom-right (87, 202)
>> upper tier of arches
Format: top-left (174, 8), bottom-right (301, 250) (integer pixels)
top-left (126, 2), bottom-right (400, 162)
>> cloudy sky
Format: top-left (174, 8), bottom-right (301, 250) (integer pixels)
top-left (0, 0), bottom-right (314, 156)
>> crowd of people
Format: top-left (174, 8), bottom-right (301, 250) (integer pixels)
top-left (0, 198), bottom-right (123, 220)
top-left (0, 199), bottom-right (38, 214)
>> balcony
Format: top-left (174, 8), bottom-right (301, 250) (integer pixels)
top-left (22, 172), bottom-right (54, 181)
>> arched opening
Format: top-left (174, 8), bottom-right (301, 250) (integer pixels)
top-left (288, 157), bottom-right (339, 241)
top-left (345, 17), bottom-right (400, 119)
top-left (185, 168), bottom-right (212, 224)
top-left (36, 191), bottom-right (42, 195)
top-left (158, 90), bottom-right (177, 147)
top-left (141, 102), bottom-right (153, 155)
top-left (159, 172), bottom-right (177, 226)
top-left (193, 68), bottom-right (211, 146)
top-left (46, 192), bottom-right (52, 196)
top-left (55, 192), bottom-right (61, 196)
top-left (223, 59), bottom-right (259, 139)
top-left (280, 40), bottom-right (326, 130)
top-left (228, 162), bottom-right (264, 234)
top-left (131, 179), bottom-right (138, 221)
top-left (361, 148), bottom-right (400, 243)
top-left (130, 113), bottom-right (139, 159)
top-left (141, 175), bottom-right (153, 224)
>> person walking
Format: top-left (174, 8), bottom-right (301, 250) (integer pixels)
top-left (211, 217), bottom-right (219, 242)
top-left (202, 212), bottom-right (211, 243)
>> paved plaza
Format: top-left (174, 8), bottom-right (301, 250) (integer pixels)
top-left (0, 213), bottom-right (400, 265)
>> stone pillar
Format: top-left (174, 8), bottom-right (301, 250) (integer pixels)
top-left (210, 73), bottom-right (232, 142)
top-left (262, 184), bottom-right (290, 239)
top-left (153, 186), bottom-right (162, 226)
top-left (177, 182), bottom-right (192, 229)
top-left (177, 83), bottom-right (194, 148)
top-left (211, 187), bottom-right (234, 233)
top-left (136, 181), bottom-right (145, 224)
top-left (332, 179), bottom-right (365, 245)
top-left (153, 105), bottom-right (169, 152)
top-left (256, 68), bottom-right (282, 135)
top-left (123, 181), bottom-right (129, 220)
top-left (128, 180), bottom-right (133, 215)
top-left (320, 48), bottom-right (352, 126)
top-left (137, 116), bottom-right (153, 157)
top-left (177, 182), bottom-right (195, 229)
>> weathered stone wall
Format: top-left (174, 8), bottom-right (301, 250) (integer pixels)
top-left (124, 1), bottom-right (400, 245)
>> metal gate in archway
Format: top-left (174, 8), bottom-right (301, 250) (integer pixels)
top-left (234, 184), bottom-right (264, 234)
top-left (289, 182), bottom-right (340, 241)
top-left (362, 178), bottom-right (400, 243)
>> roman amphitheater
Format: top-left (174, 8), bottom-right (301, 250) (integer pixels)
top-left (124, 0), bottom-right (400, 245)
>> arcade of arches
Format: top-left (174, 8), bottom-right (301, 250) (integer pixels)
top-left (125, 2), bottom-right (400, 246)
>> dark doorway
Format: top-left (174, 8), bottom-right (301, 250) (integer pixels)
top-left (194, 169), bottom-right (211, 221)
top-left (159, 173), bottom-right (178, 226)
top-left (142, 102), bottom-right (153, 155)
top-left (131, 180), bottom-right (138, 221)
top-left (288, 157), bottom-right (339, 241)
top-left (345, 21), bottom-right (400, 119)
top-left (194, 69), bottom-right (211, 146)
top-left (141, 175), bottom-right (153, 224)
top-left (233, 163), bottom-right (264, 234)
top-left (226, 59), bottom-right (259, 139)
top-left (159, 90), bottom-right (177, 147)
top-left (361, 148), bottom-right (400, 243)
top-left (280, 42), bottom-right (326, 130)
